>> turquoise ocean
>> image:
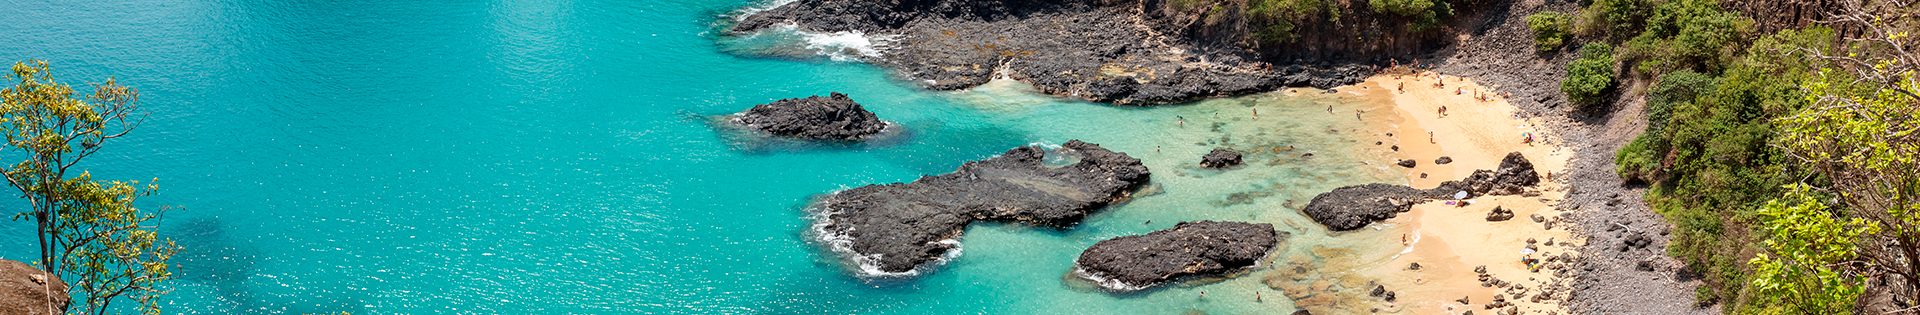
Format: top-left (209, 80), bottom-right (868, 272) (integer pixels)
top-left (0, 1), bottom-right (1410, 313)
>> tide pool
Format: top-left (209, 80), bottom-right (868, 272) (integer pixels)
top-left (0, 0), bottom-right (1404, 313)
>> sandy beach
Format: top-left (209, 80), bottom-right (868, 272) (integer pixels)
top-left (1346, 72), bottom-right (1578, 313)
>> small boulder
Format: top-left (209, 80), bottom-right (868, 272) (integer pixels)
top-left (1396, 159), bottom-right (1417, 168)
top-left (1200, 148), bottom-right (1244, 168)
top-left (1486, 206), bottom-right (1515, 221)
top-left (1435, 156), bottom-right (1453, 165)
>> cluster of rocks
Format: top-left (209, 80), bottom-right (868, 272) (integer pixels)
top-left (1485, 206), bottom-right (1515, 221)
top-left (1302, 152), bottom-right (1541, 231)
top-left (1199, 148), bottom-right (1244, 168)
top-left (1368, 284), bottom-right (1398, 302)
top-left (812, 140), bottom-right (1150, 274)
top-left (732, 92), bottom-right (892, 141)
top-left (731, 0), bottom-right (1372, 105)
top-left (1074, 221), bottom-right (1281, 290)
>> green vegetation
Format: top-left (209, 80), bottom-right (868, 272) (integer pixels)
top-left (1366, 0), bottom-right (1450, 31)
top-left (1526, 12), bottom-right (1572, 53)
top-left (1561, 43), bottom-right (1616, 110)
top-left (1249, 0), bottom-right (1335, 42)
top-left (1609, 25), bottom-right (1833, 309)
top-left (2, 61), bottom-right (176, 314)
top-left (1573, 0), bottom-right (1652, 40)
top-left (1589, 0), bottom-right (1920, 310)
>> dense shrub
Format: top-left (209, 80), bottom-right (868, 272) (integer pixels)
top-left (1613, 27), bottom-right (1835, 310)
top-left (1526, 12), bottom-right (1572, 53)
top-left (1366, 0), bottom-right (1449, 30)
top-left (1562, 43), bottom-right (1617, 110)
top-left (1574, 0), bottom-right (1653, 40)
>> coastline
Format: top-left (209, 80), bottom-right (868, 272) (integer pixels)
top-left (1345, 73), bottom-right (1576, 313)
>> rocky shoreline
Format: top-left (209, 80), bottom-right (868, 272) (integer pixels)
top-left (1303, 152), bottom-right (1541, 231)
top-left (731, 0), bottom-right (1373, 105)
top-left (811, 140), bottom-right (1149, 276)
top-left (1074, 221), bottom-right (1281, 291)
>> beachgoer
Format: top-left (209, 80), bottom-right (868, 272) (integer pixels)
top-left (1177, 116), bottom-right (1185, 127)
top-left (1253, 108), bottom-right (1259, 119)
top-left (1429, 131), bottom-right (1435, 144)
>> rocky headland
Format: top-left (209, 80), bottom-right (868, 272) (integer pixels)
top-left (732, 92), bottom-right (892, 141)
top-left (1074, 221), bottom-right (1281, 291)
top-left (729, 0), bottom-right (1450, 105)
top-left (811, 140), bottom-right (1150, 275)
top-left (1303, 152), bottom-right (1541, 231)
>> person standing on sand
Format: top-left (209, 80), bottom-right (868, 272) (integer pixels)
top-left (1439, 106), bottom-right (1448, 118)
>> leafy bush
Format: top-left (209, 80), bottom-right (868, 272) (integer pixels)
top-left (1620, 27), bottom-right (1835, 309)
top-left (1366, 0), bottom-right (1448, 31)
top-left (1562, 43), bottom-right (1616, 110)
top-left (1526, 12), bottom-right (1572, 53)
top-left (1574, 0), bottom-right (1653, 40)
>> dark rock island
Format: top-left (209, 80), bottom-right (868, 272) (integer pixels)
top-left (1075, 221), bottom-right (1281, 290)
top-left (812, 140), bottom-right (1150, 275)
top-left (732, 92), bottom-right (891, 141)
top-left (1200, 148), bottom-right (1244, 168)
top-left (1303, 152), bottom-right (1542, 231)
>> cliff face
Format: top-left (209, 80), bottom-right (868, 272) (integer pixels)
top-left (1139, 0), bottom-right (1495, 62)
top-left (0, 260), bottom-right (67, 315)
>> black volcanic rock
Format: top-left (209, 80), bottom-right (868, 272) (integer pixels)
top-left (1200, 148), bottom-right (1244, 168)
top-left (1435, 156), bottom-right (1453, 165)
top-left (733, 92), bottom-right (890, 140)
top-left (729, 1), bottom-right (1371, 105)
top-left (813, 140), bottom-right (1150, 275)
top-left (1303, 153), bottom-right (1542, 231)
top-left (1433, 152), bottom-right (1542, 196)
top-left (1074, 221), bottom-right (1281, 290)
top-left (1301, 184), bottom-right (1433, 231)
top-left (1396, 159), bottom-right (1417, 168)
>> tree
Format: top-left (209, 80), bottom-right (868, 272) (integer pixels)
top-left (1, 60), bottom-right (176, 314)
top-left (1527, 11), bottom-right (1572, 53)
top-left (1758, 2), bottom-right (1920, 312)
top-left (1562, 43), bottom-right (1617, 110)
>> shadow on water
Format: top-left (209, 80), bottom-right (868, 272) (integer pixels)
top-left (169, 217), bottom-right (257, 311)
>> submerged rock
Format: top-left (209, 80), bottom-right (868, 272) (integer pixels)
top-left (1200, 148), bottom-right (1244, 168)
top-left (1302, 152), bottom-right (1542, 231)
top-left (0, 260), bottom-right (67, 315)
top-left (732, 92), bottom-right (890, 140)
top-left (1075, 221), bottom-right (1280, 290)
top-left (813, 140), bottom-right (1149, 275)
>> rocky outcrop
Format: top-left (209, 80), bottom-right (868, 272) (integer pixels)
top-left (1486, 206), bottom-right (1515, 221)
top-left (1303, 152), bottom-right (1541, 231)
top-left (1074, 221), bottom-right (1281, 290)
top-left (1432, 152), bottom-right (1542, 196)
top-left (0, 260), bottom-right (67, 315)
top-left (1300, 184), bottom-right (1434, 231)
top-left (732, 92), bottom-right (891, 140)
top-left (730, 0), bottom-right (1381, 105)
top-left (813, 140), bottom-right (1150, 275)
top-left (1200, 148), bottom-right (1244, 168)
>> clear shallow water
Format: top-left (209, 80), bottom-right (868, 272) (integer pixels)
top-left (0, 1), bottom-right (1402, 313)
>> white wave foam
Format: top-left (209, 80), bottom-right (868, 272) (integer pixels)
top-left (785, 24), bottom-right (897, 62)
top-left (733, 0), bottom-right (799, 21)
top-left (1073, 267), bottom-right (1149, 291)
